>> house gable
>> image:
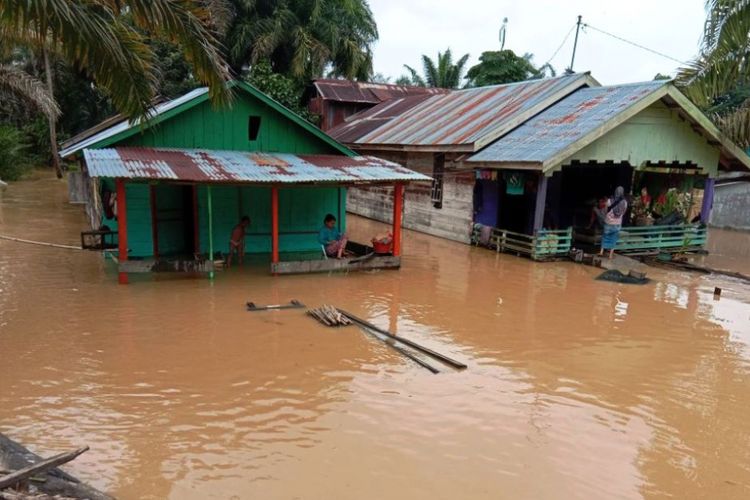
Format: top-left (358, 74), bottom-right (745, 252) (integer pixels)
top-left (561, 100), bottom-right (720, 176)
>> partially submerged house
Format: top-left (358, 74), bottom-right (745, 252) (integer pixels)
top-left (329, 73), bottom-right (750, 258)
top-left (60, 81), bottom-right (429, 283)
top-left (305, 79), bottom-right (448, 131)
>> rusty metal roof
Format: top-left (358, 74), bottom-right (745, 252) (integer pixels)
top-left (328, 73), bottom-right (598, 150)
top-left (83, 147), bottom-right (431, 184)
top-left (467, 81), bottom-right (669, 166)
top-left (312, 79), bottom-right (448, 104)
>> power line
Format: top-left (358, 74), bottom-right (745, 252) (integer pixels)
top-left (582, 22), bottom-right (688, 66)
top-left (543, 23), bottom-right (577, 68)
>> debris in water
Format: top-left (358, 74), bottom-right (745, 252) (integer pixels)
top-left (595, 269), bottom-right (650, 285)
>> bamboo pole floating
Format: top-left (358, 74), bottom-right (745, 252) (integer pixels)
top-left (0, 234), bottom-right (82, 250)
top-left (354, 320), bottom-right (440, 374)
top-left (337, 309), bottom-right (468, 370)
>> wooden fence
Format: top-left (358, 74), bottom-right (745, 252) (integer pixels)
top-left (614, 224), bottom-right (708, 253)
top-left (487, 227), bottom-right (573, 261)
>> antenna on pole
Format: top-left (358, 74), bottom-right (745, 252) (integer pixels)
top-left (567, 15), bottom-right (583, 74)
top-left (499, 17), bottom-right (508, 50)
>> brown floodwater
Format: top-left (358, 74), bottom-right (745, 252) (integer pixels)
top-left (1, 176), bottom-right (750, 499)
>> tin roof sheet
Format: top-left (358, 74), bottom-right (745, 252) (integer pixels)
top-left (83, 147), bottom-right (431, 184)
top-left (312, 79), bottom-right (447, 104)
top-left (60, 87), bottom-right (209, 158)
top-left (468, 81), bottom-right (669, 165)
top-left (328, 73), bottom-right (596, 149)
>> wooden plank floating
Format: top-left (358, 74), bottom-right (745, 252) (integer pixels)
top-left (271, 255), bottom-right (400, 275)
top-left (307, 305), bottom-right (352, 326)
top-left (247, 300), bottom-right (305, 312)
top-left (337, 309), bottom-right (468, 370)
top-left (0, 447), bottom-right (89, 490)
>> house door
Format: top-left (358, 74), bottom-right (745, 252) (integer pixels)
top-left (153, 185), bottom-right (196, 257)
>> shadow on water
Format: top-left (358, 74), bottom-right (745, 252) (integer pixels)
top-left (1, 176), bottom-right (749, 499)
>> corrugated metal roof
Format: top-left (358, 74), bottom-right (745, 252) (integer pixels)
top-left (83, 147), bottom-right (431, 184)
top-left (467, 81), bottom-right (669, 165)
top-left (60, 87), bottom-right (209, 158)
top-left (329, 73), bottom-right (596, 149)
top-left (312, 79), bottom-right (447, 104)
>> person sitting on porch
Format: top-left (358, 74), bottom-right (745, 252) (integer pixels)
top-left (600, 186), bottom-right (628, 260)
top-left (319, 214), bottom-right (348, 259)
top-left (227, 215), bottom-right (250, 267)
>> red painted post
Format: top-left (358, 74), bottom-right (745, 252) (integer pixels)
top-left (271, 186), bottom-right (279, 264)
top-left (392, 183), bottom-right (404, 257)
top-left (116, 178), bottom-right (128, 284)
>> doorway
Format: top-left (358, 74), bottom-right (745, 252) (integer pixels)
top-left (152, 185), bottom-right (196, 257)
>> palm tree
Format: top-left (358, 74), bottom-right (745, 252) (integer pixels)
top-left (226, 0), bottom-right (378, 81)
top-left (0, 0), bottom-right (231, 177)
top-left (0, 65), bottom-right (59, 119)
top-left (403, 49), bottom-right (470, 89)
top-left (676, 0), bottom-right (750, 146)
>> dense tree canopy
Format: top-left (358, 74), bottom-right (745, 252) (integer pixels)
top-left (465, 50), bottom-right (554, 87)
top-left (226, 0), bottom-right (378, 81)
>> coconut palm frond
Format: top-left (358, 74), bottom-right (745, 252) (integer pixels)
top-left (121, 0), bottom-right (231, 105)
top-left (0, 65), bottom-right (60, 118)
top-left (403, 64), bottom-right (426, 87)
top-left (715, 103), bottom-right (750, 147)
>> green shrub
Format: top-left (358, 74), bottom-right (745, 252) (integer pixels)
top-left (0, 125), bottom-right (31, 181)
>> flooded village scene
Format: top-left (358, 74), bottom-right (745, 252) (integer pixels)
top-left (2, 2), bottom-right (750, 500)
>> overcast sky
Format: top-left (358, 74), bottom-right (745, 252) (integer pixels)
top-left (369, 0), bottom-right (707, 85)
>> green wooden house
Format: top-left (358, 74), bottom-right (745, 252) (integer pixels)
top-left (60, 82), bottom-right (429, 283)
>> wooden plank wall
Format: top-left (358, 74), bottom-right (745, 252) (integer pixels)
top-left (347, 151), bottom-right (474, 243)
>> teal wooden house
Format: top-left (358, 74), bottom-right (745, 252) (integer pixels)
top-left (60, 82), bottom-right (429, 283)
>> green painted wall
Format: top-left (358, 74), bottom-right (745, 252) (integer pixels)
top-left (99, 87), bottom-right (351, 259)
top-left (196, 185), bottom-right (346, 255)
top-left (119, 91), bottom-right (341, 154)
top-left (561, 101), bottom-right (720, 177)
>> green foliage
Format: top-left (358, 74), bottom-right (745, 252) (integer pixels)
top-left (244, 61), bottom-right (318, 123)
top-left (402, 48), bottom-right (470, 89)
top-left (0, 125), bottom-right (30, 180)
top-left (151, 39), bottom-right (200, 99)
top-left (465, 50), bottom-right (546, 87)
top-left (226, 0), bottom-right (378, 81)
top-left (676, 0), bottom-right (750, 145)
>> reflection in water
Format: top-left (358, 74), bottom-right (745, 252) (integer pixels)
top-left (1, 177), bottom-right (750, 499)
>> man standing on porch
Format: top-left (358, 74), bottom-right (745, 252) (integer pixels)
top-left (600, 186), bottom-right (628, 260)
top-left (227, 216), bottom-right (251, 267)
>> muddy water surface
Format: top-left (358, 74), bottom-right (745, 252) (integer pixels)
top-left (1, 177), bottom-right (750, 499)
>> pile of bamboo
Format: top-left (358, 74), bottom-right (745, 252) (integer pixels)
top-left (307, 305), bottom-right (352, 327)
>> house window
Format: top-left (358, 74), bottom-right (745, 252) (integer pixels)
top-left (431, 153), bottom-right (445, 209)
top-left (248, 116), bottom-right (261, 141)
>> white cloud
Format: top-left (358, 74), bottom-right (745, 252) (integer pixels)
top-left (369, 0), bottom-right (706, 85)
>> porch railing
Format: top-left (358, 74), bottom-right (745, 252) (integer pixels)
top-left (488, 227), bottom-right (573, 261)
top-left (614, 224), bottom-right (708, 253)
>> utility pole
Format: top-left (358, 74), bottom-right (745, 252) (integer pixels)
top-left (568, 15), bottom-right (583, 74)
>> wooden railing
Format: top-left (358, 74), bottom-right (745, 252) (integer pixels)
top-left (487, 227), bottom-right (573, 261)
top-left (614, 224), bottom-right (708, 253)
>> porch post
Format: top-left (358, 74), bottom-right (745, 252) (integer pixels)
top-left (149, 185), bottom-right (159, 259)
top-left (116, 178), bottom-right (128, 284)
top-left (700, 177), bottom-right (715, 225)
top-left (207, 185), bottom-right (214, 280)
top-left (271, 186), bottom-right (279, 264)
top-left (533, 174), bottom-right (548, 233)
top-left (392, 183), bottom-right (404, 257)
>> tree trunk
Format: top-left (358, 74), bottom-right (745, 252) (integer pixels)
top-left (42, 46), bottom-right (62, 179)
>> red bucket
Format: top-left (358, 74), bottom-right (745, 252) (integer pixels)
top-left (372, 239), bottom-right (393, 254)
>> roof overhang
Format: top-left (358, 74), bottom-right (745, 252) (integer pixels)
top-left (83, 147), bottom-right (431, 185)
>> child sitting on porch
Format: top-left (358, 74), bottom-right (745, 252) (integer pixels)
top-left (319, 214), bottom-right (348, 259)
top-left (227, 215), bottom-right (250, 267)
